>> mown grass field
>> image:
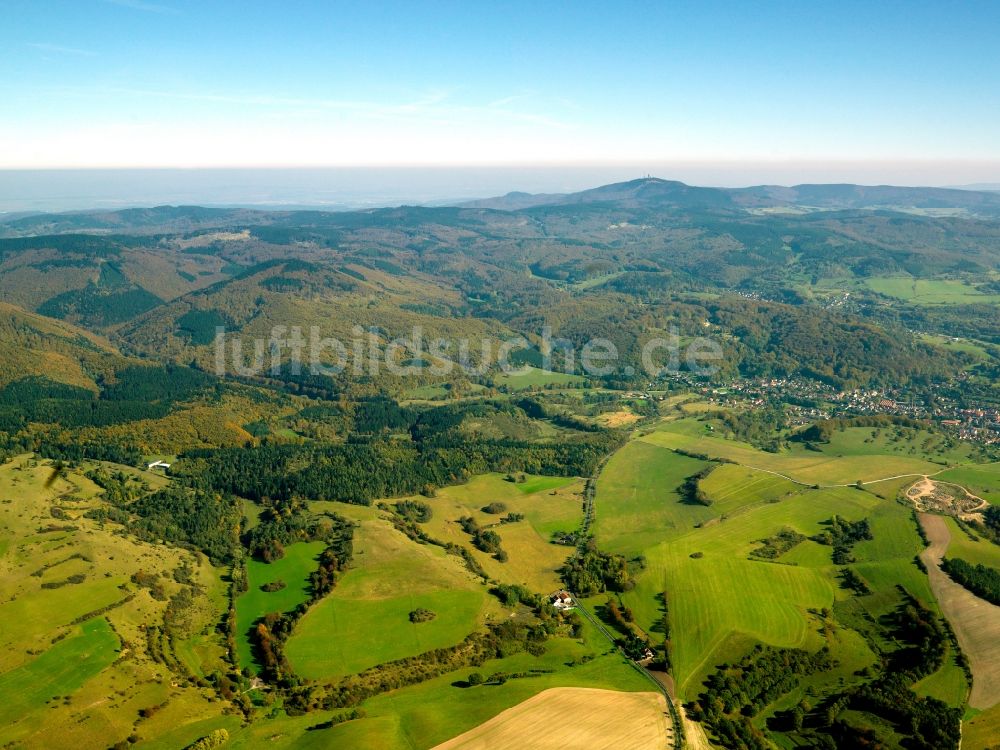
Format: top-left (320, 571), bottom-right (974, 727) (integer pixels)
top-left (494, 365), bottom-right (586, 390)
top-left (697, 463), bottom-right (800, 514)
top-left (594, 416), bottom-right (982, 711)
top-left (642, 419), bottom-right (946, 485)
top-left (591, 440), bottom-right (710, 555)
top-left (630, 487), bottom-right (882, 698)
top-left (235, 540), bottom-right (327, 669)
top-left (865, 276), bottom-right (1000, 305)
top-left (285, 517), bottom-right (491, 679)
top-left (243, 616), bottom-right (650, 750)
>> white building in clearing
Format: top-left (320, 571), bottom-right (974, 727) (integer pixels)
top-left (550, 590), bottom-right (574, 609)
top-left (147, 460), bottom-right (171, 471)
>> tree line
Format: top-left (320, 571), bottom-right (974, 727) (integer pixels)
top-left (941, 557), bottom-right (1000, 605)
top-left (176, 431), bottom-right (622, 507)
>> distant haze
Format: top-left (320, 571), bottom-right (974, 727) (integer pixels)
top-left (3, 163), bottom-right (1000, 214)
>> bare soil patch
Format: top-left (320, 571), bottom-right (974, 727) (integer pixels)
top-left (919, 513), bottom-right (1000, 709)
top-left (907, 477), bottom-right (986, 521)
top-left (431, 687), bottom-right (671, 750)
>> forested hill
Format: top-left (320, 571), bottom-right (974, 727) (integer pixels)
top-left (0, 177), bottom-right (999, 399)
top-left (460, 177), bottom-right (1000, 216)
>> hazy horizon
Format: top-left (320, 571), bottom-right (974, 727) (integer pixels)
top-left (2, 163), bottom-right (999, 214)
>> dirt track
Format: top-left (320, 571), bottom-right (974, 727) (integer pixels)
top-left (431, 687), bottom-right (671, 750)
top-left (679, 711), bottom-right (713, 750)
top-left (919, 513), bottom-right (1000, 709)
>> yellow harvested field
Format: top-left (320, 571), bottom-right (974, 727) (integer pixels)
top-left (431, 688), bottom-right (670, 750)
top-left (920, 513), bottom-right (1000, 709)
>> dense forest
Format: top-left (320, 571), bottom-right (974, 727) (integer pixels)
top-left (178, 436), bottom-right (610, 504)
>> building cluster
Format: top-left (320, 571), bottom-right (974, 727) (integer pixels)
top-left (685, 376), bottom-right (1000, 446)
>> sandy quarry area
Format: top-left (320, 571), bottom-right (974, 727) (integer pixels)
top-left (906, 477), bottom-right (987, 521)
top-left (432, 687), bottom-right (672, 750)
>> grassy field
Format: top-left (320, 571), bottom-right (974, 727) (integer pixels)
top-left (865, 276), bottom-right (1000, 305)
top-left (937, 462), bottom-right (1000, 505)
top-left (516, 474), bottom-right (576, 495)
top-left (939, 516), bottom-right (1000, 568)
top-left (178, 615), bottom-right (653, 750)
top-left (630, 487), bottom-right (882, 698)
top-left (642, 419), bottom-right (946, 485)
top-left (591, 439), bottom-right (710, 555)
top-left (821, 425), bottom-right (976, 465)
top-left (0, 455), bottom-right (231, 749)
top-left (964, 702), bottom-right (1000, 750)
top-left (415, 473), bottom-right (584, 591)
top-left (235, 540), bottom-right (327, 669)
top-left (918, 332), bottom-right (993, 360)
top-left (0, 617), bottom-right (120, 744)
top-left (494, 365), bottom-right (586, 390)
top-left (403, 383), bottom-right (452, 400)
top-left (286, 474), bottom-right (583, 679)
top-left (697, 463), bottom-right (800, 514)
top-left (286, 518), bottom-right (491, 679)
top-left (593, 416), bottom-right (982, 713)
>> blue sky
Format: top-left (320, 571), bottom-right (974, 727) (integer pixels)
top-left (2, 0), bottom-right (999, 174)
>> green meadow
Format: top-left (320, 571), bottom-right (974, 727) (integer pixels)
top-left (416, 472), bottom-right (584, 591)
top-left (494, 365), bottom-right (586, 390)
top-left (642, 419), bottom-right (946, 485)
top-left (236, 541), bottom-right (327, 669)
top-left (593, 415), bottom-right (982, 707)
top-left (865, 276), bottom-right (1000, 305)
top-left (918, 332), bottom-right (993, 360)
top-left (238, 617), bottom-right (648, 750)
top-left (939, 516), bottom-right (1000, 569)
top-left (965, 703), bottom-right (1000, 750)
top-left (628, 487), bottom-right (882, 698)
top-left (0, 457), bottom-right (232, 749)
top-left (286, 518), bottom-right (491, 679)
top-left (697, 463), bottom-right (800, 513)
top-left (592, 439), bottom-right (710, 555)
top-left (938, 462), bottom-right (1000, 505)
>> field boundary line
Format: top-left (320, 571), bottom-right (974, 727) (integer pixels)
top-left (704, 462), bottom-right (950, 490)
top-left (572, 429), bottom-right (686, 750)
top-left (570, 597), bottom-right (685, 750)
